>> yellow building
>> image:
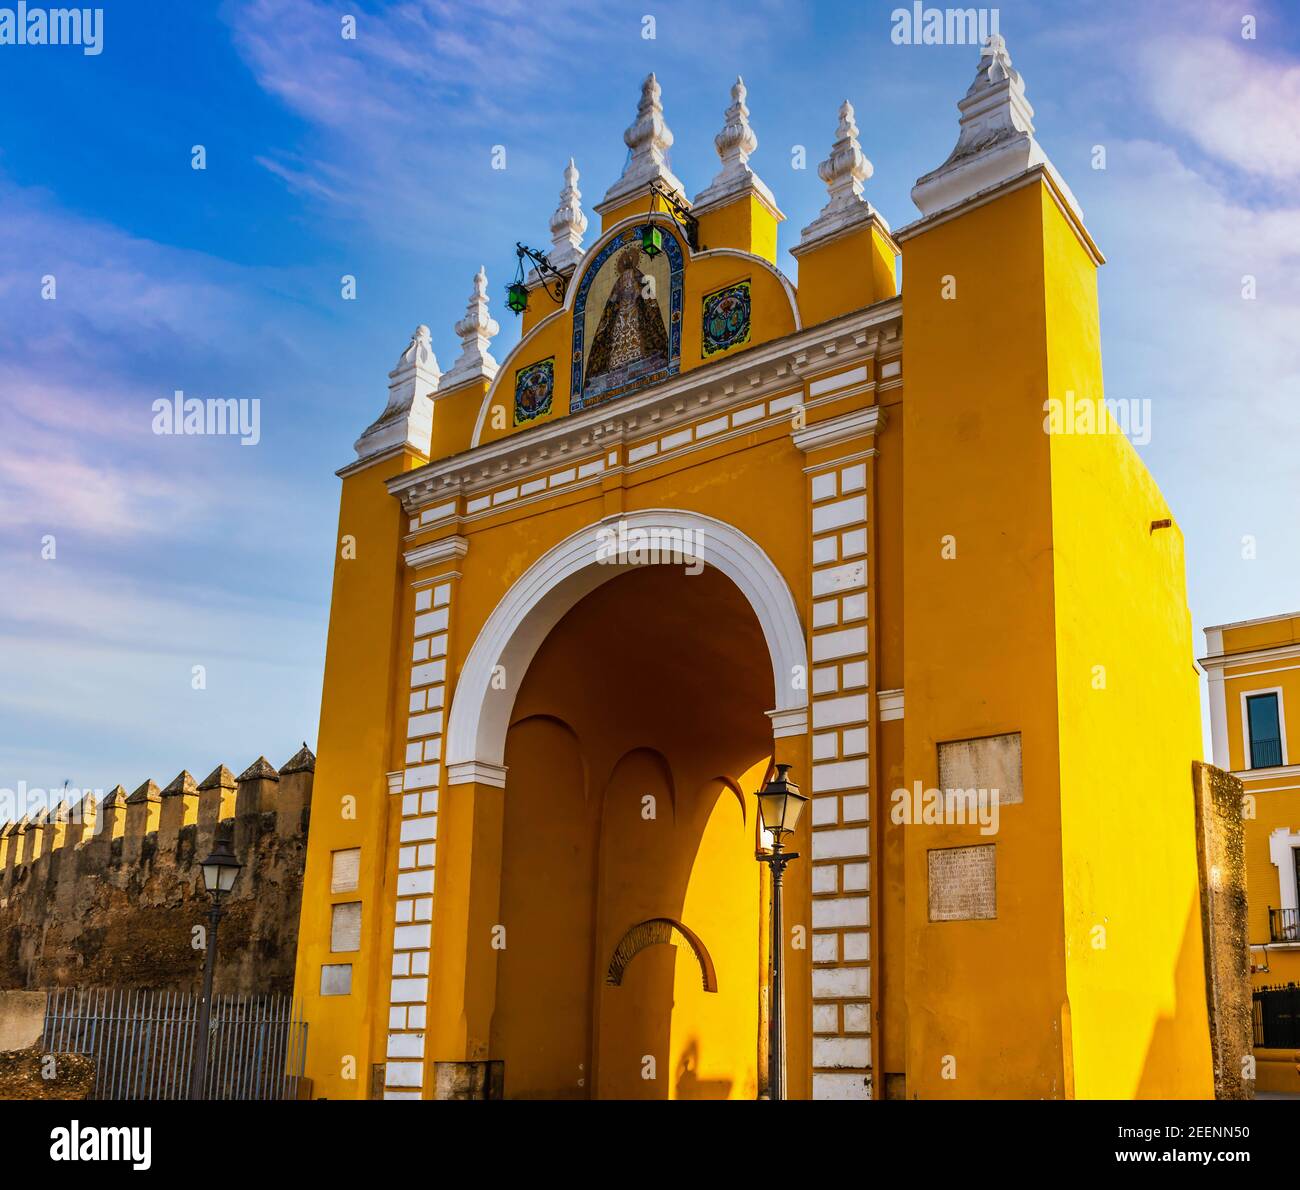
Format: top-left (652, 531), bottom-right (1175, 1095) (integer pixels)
top-left (293, 37), bottom-right (1215, 1100)
top-left (1202, 613), bottom-right (1300, 988)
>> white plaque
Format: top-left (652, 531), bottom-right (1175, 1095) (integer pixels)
top-left (937, 732), bottom-right (1022, 806)
top-left (331, 902), bottom-right (363, 952)
top-left (320, 963), bottom-right (353, 996)
top-left (927, 844), bottom-right (996, 921)
top-left (331, 847), bottom-right (361, 893)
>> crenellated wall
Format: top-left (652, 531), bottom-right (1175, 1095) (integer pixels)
top-left (0, 748), bottom-right (314, 996)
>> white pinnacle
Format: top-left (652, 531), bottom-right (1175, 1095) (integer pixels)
top-left (442, 267), bottom-right (499, 387)
top-left (547, 158), bottom-right (587, 271)
top-left (910, 34), bottom-right (1081, 221)
top-left (354, 324), bottom-right (440, 462)
top-left (797, 98), bottom-right (885, 248)
top-left (693, 76), bottom-right (780, 214)
top-left (598, 73), bottom-right (686, 212)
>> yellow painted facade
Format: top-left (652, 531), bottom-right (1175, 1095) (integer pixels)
top-left (1202, 614), bottom-right (1300, 983)
top-left (293, 43), bottom-right (1214, 1099)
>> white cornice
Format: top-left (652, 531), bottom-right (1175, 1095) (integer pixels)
top-left (1200, 642), bottom-right (1300, 671)
top-left (791, 406), bottom-right (886, 453)
top-left (390, 298), bottom-right (903, 515)
top-left (767, 708), bottom-right (808, 738)
top-left (404, 535), bottom-right (469, 570)
top-left (789, 210), bottom-right (898, 260)
top-left (1203, 609), bottom-right (1300, 640)
top-left (1237, 763), bottom-right (1300, 783)
top-left (895, 164), bottom-right (1104, 268)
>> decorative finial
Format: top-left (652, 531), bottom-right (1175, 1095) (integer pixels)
top-left (441, 267), bottom-right (500, 387)
top-left (796, 98), bottom-right (885, 248)
top-left (353, 324), bottom-right (441, 462)
top-left (547, 158), bottom-right (587, 271)
top-left (597, 73), bottom-right (686, 213)
top-left (717, 77), bottom-right (757, 170)
top-left (692, 76), bottom-right (781, 215)
top-left (909, 35), bottom-right (1080, 222)
top-left (820, 100), bottom-right (872, 210)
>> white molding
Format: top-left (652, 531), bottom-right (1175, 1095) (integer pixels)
top-left (1200, 642), bottom-right (1300, 671)
top-left (1204, 610), bottom-right (1300, 640)
top-left (444, 510), bottom-right (809, 776)
top-left (767, 707), bottom-right (809, 738)
top-left (404, 536), bottom-right (469, 570)
top-left (792, 407), bottom-right (886, 454)
top-left (1269, 827), bottom-right (1300, 916)
top-left (1236, 764), bottom-right (1300, 783)
top-left (1240, 686), bottom-right (1289, 770)
top-left (394, 299), bottom-right (902, 515)
top-left (446, 761), bottom-right (507, 789)
top-left (1207, 666), bottom-right (1230, 770)
top-left (897, 164), bottom-right (1103, 268)
top-left (878, 689), bottom-right (904, 721)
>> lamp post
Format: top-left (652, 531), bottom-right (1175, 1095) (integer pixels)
top-left (756, 763), bottom-right (807, 1101)
top-left (189, 824), bottom-right (242, 1100)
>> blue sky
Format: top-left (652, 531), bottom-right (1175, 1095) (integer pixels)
top-left (1, 0), bottom-right (1297, 796)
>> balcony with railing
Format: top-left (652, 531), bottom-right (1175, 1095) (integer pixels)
top-left (1251, 736), bottom-right (1284, 769)
top-left (1269, 907), bottom-right (1300, 943)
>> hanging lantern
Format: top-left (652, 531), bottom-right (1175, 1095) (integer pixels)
top-left (640, 224), bottom-right (664, 258)
top-left (506, 281), bottom-right (529, 314)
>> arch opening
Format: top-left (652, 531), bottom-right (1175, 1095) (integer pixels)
top-left (487, 561), bottom-right (778, 1100)
top-left (445, 509), bottom-right (807, 784)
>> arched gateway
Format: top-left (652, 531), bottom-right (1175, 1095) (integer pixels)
top-left (293, 51), bottom-right (1217, 1102)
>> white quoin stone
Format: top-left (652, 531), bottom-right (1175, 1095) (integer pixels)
top-left (692, 76), bottom-right (782, 217)
top-left (354, 325), bottom-right (441, 461)
top-left (798, 99), bottom-right (887, 249)
top-left (545, 157), bottom-right (588, 273)
top-left (597, 72), bottom-right (686, 213)
top-left (441, 267), bottom-right (499, 388)
top-left (910, 34), bottom-right (1081, 221)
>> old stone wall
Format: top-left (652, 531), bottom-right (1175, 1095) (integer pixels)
top-left (0, 749), bottom-right (313, 997)
top-left (1192, 760), bottom-right (1253, 1100)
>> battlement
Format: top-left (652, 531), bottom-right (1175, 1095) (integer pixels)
top-left (0, 747), bottom-right (315, 995)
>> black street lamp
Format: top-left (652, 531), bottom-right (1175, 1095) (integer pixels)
top-left (189, 824), bottom-right (241, 1100)
top-left (756, 763), bottom-right (807, 1101)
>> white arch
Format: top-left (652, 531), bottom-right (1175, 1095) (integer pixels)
top-left (444, 509), bottom-right (807, 785)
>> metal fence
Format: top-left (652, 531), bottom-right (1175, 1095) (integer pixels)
top-left (42, 989), bottom-right (308, 1100)
top-left (1253, 983), bottom-right (1300, 1049)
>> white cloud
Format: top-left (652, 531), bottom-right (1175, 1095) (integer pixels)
top-left (1143, 33), bottom-right (1300, 181)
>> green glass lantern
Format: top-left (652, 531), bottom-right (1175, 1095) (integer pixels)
top-left (506, 281), bottom-right (529, 314)
top-left (640, 225), bottom-right (664, 258)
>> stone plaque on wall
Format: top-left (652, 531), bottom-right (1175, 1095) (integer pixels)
top-left (320, 963), bottom-right (353, 996)
top-left (331, 847), bottom-right (360, 893)
top-left (331, 901), bottom-right (362, 952)
top-left (927, 844), bottom-right (997, 921)
top-left (938, 732), bottom-right (1023, 806)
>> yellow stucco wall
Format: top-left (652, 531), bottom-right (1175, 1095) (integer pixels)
top-left (292, 451), bottom-right (425, 1099)
top-left (901, 182), bottom-right (1069, 1098)
top-left (1042, 188), bottom-right (1213, 1099)
top-left (295, 135), bottom-right (1214, 1098)
top-left (1209, 615), bottom-right (1300, 993)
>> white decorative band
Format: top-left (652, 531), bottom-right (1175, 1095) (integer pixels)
top-left (446, 760), bottom-right (508, 788)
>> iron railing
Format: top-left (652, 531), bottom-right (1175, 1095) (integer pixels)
top-left (1253, 983), bottom-right (1300, 1049)
top-left (1251, 737), bottom-right (1284, 769)
top-left (42, 988), bottom-right (307, 1100)
top-left (1269, 907), bottom-right (1300, 943)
